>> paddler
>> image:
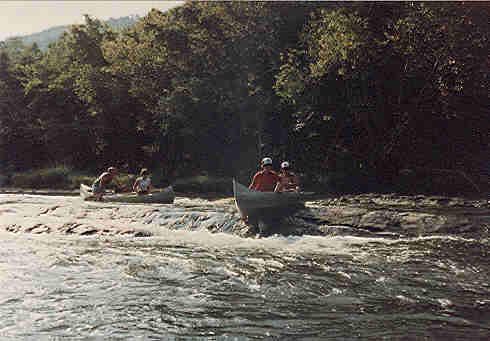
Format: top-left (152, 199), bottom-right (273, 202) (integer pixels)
top-left (249, 157), bottom-right (280, 192)
top-left (92, 166), bottom-right (122, 201)
top-left (133, 168), bottom-right (153, 195)
top-left (274, 161), bottom-right (301, 192)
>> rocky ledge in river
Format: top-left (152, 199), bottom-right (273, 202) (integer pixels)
top-left (1, 192), bottom-right (488, 238)
top-left (272, 193), bottom-right (490, 238)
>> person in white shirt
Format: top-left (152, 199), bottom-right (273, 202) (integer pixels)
top-left (133, 168), bottom-right (153, 195)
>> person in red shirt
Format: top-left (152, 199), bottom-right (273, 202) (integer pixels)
top-left (249, 157), bottom-right (280, 192)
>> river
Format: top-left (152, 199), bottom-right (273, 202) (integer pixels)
top-left (0, 193), bottom-right (489, 340)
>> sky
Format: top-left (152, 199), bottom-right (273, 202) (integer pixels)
top-left (0, 1), bottom-right (184, 41)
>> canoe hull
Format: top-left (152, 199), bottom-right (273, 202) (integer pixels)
top-left (233, 179), bottom-right (312, 219)
top-left (80, 184), bottom-right (175, 204)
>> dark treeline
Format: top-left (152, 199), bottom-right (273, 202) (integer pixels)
top-left (0, 1), bottom-right (488, 194)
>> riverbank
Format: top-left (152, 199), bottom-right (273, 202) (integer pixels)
top-left (0, 188), bottom-right (80, 196)
top-left (2, 166), bottom-right (487, 198)
top-left (0, 187), bottom-right (231, 200)
top-left (0, 168), bottom-right (237, 198)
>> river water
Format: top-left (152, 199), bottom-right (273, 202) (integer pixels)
top-left (0, 193), bottom-right (489, 340)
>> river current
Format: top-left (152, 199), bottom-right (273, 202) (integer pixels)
top-left (0, 193), bottom-right (489, 340)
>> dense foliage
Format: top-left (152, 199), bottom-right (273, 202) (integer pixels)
top-left (0, 2), bottom-right (488, 194)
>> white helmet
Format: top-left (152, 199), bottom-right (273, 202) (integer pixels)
top-left (261, 157), bottom-right (273, 166)
top-left (281, 161), bottom-right (290, 169)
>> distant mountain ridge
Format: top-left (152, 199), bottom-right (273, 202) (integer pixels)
top-left (7, 15), bottom-right (140, 50)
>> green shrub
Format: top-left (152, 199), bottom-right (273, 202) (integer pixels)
top-left (6, 168), bottom-right (236, 194)
top-left (172, 175), bottom-right (233, 194)
top-left (0, 174), bottom-right (8, 187)
top-left (9, 167), bottom-right (137, 191)
top-left (70, 174), bottom-right (96, 189)
top-left (10, 166), bottom-right (72, 189)
top-left (117, 173), bottom-right (136, 191)
top-left (148, 167), bottom-right (171, 188)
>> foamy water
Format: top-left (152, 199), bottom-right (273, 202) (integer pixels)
top-left (0, 194), bottom-right (489, 340)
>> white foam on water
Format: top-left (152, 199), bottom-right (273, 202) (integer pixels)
top-left (143, 230), bottom-right (395, 258)
top-left (0, 193), bottom-right (402, 258)
top-left (4, 194), bottom-right (478, 258)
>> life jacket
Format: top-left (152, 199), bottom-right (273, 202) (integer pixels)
top-left (278, 172), bottom-right (300, 191)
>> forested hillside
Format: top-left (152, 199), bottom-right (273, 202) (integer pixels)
top-left (2, 15), bottom-right (140, 51)
top-left (0, 2), bottom-right (488, 194)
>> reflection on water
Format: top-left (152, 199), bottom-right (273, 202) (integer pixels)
top-left (0, 194), bottom-right (489, 340)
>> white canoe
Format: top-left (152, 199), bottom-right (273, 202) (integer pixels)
top-left (80, 184), bottom-right (175, 204)
top-left (233, 179), bottom-right (313, 219)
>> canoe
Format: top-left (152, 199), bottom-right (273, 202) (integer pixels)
top-left (80, 184), bottom-right (175, 204)
top-left (233, 179), bottom-right (313, 219)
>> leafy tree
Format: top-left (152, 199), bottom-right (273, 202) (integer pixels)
top-left (106, 2), bottom-right (294, 177)
top-left (274, 2), bottom-right (489, 190)
top-left (2, 1), bottom-right (486, 194)
top-left (0, 41), bottom-right (51, 170)
top-left (20, 27), bottom-right (97, 169)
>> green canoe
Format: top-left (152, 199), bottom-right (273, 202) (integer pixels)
top-left (80, 184), bottom-right (175, 204)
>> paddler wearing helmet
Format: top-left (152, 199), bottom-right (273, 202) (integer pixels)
top-left (248, 157), bottom-right (280, 192)
top-left (274, 161), bottom-right (301, 192)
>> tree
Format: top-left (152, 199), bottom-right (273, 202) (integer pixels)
top-left (0, 41), bottom-right (51, 170)
top-left (274, 2), bottom-right (489, 190)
